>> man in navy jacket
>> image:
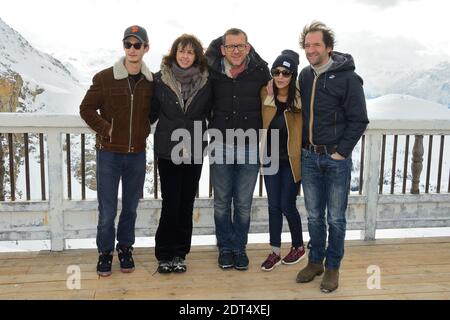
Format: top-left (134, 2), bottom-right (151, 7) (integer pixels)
top-left (296, 21), bottom-right (369, 293)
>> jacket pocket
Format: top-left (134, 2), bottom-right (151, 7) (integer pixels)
top-left (109, 118), bottom-right (115, 143)
top-left (154, 128), bottom-right (170, 157)
top-left (110, 88), bottom-right (128, 113)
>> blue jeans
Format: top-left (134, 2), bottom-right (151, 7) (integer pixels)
top-left (301, 148), bottom-right (352, 269)
top-left (210, 144), bottom-right (259, 253)
top-left (264, 166), bottom-right (303, 248)
top-left (96, 149), bottom-right (146, 253)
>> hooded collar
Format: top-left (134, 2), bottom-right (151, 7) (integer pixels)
top-left (205, 36), bottom-right (268, 74)
top-left (113, 57), bottom-right (153, 81)
top-left (327, 51), bottom-right (355, 73)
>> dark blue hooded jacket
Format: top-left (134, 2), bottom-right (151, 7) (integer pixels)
top-left (299, 51), bottom-right (369, 158)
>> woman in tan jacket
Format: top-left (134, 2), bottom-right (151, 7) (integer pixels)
top-left (260, 50), bottom-right (305, 271)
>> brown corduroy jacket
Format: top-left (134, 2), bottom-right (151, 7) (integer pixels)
top-left (80, 58), bottom-right (153, 153)
top-left (260, 86), bottom-right (303, 182)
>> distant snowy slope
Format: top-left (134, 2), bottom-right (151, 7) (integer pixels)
top-left (53, 49), bottom-right (122, 89)
top-left (390, 63), bottom-right (450, 108)
top-left (368, 94), bottom-right (450, 120)
top-left (0, 17), bottom-right (85, 114)
top-left (50, 47), bottom-right (162, 89)
top-left (362, 62), bottom-right (450, 107)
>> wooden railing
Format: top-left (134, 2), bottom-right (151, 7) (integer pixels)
top-left (1, 113), bottom-right (450, 250)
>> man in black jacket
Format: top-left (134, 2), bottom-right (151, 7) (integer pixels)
top-left (205, 28), bottom-right (270, 271)
top-left (295, 21), bottom-right (369, 292)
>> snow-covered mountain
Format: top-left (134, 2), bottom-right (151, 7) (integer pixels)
top-left (0, 17), bottom-right (85, 114)
top-left (50, 47), bottom-right (162, 89)
top-left (389, 62), bottom-right (450, 108)
top-left (361, 61), bottom-right (450, 107)
top-left (52, 49), bottom-right (123, 89)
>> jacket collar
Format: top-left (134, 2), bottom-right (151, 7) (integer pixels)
top-left (206, 36), bottom-right (268, 74)
top-left (159, 63), bottom-right (209, 110)
top-left (263, 94), bottom-right (277, 108)
top-left (113, 57), bottom-right (153, 81)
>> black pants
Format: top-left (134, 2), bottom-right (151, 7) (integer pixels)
top-left (155, 158), bottom-right (203, 261)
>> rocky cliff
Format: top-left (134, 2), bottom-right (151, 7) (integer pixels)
top-left (0, 17), bottom-right (84, 114)
top-left (0, 72), bottom-right (22, 112)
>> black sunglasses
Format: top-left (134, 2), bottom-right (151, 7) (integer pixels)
top-left (123, 41), bottom-right (145, 50)
top-left (271, 69), bottom-right (293, 77)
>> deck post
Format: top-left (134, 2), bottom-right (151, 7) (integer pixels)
top-left (47, 129), bottom-right (64, 251)
top-left (411, 135), bottom-right (424, 194)
top-left (361, 132), bottom-right (382, 241)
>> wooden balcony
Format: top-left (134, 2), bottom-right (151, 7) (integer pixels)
top-left (1, 237), bottom-right (449, 300)
top-left (1, 109), bottom-right (450, 301)
top-left (0, 113), bottom-right (449, 249)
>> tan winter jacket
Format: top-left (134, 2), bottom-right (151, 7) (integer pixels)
top-left (80, 58), bottom-right (153, 153)
top-left (260, 86), bottom-right (303, 182)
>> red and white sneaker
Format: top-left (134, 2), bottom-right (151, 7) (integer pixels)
top-left (282, 246), bottom-right (306, 265)
top-left (261, 252), bottom-right (281, 271)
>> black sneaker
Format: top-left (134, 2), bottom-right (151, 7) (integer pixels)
top-left (97, 251), bottom-right (113, 277)
top-left (234, 252), bottom-right (249, 271)
top-left (218, 251), bottom-right (234, 269)
top-left (157, 260), bottom-right (173, 274)
top-left (117, 246), bottom-right (135, 273)
top-left (172, 257), bottom-right (187, 273)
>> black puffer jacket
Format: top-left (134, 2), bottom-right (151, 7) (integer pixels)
top-left (150, 64), bottom-right (212, 162)
top-left (205, 36), bottom-right (271, 134)
top-left (299, 51), bottom-right (369, 158)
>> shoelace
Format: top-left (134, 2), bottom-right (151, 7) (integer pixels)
top-left (120, 252), bottom-right (133, 262)
top-left (99, 252), bottom-right (112, 265)
top-left (118, 247), bottom-right (133, 262)
top-left (99, 258), bottom-right (111, 266)
top-left (152, 261), bottom-right (172, 276)
top-left (285, 248), bottom-right (303, 260)
top-left (265, 253), bottom-right (280, 266)
top-left (173, 257), bottom-right (184, 266)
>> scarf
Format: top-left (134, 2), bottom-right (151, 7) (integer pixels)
top-left (171, 63), bottom-right (202, 101)
top-left (223, 57), bottom-right (249, 78)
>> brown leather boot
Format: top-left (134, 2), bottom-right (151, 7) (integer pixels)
top-left (320, 268), bottom-right (339, 293)
top-left (296, 262), bottom-right (324, 283)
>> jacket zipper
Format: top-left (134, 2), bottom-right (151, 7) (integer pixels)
top-left (110, 118), bottom-right (114, 143)
top-left (309, 75), bottom-right (318, 145)
top-left (334, 112), bottom-right (337, 137)
top-left (127, 77), bottom-right (143, 152)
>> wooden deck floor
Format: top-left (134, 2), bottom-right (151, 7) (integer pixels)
top-left (0, 237), bottom-right (450, 300)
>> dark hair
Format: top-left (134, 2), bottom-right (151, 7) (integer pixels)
top-left (300, 21), bottom-right (335, 51)
top-left (222, 28), bottom-right (248, 45)
top-left (162, 34), bottom-right (207, 72)
top-left (273, 74), bottom-right (299, 111)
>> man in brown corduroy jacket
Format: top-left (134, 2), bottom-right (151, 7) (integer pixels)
top-left (79, 25), bottom-right (153, 277)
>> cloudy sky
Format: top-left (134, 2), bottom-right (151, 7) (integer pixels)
top-left (2, 0), bottom-right (449, 78)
